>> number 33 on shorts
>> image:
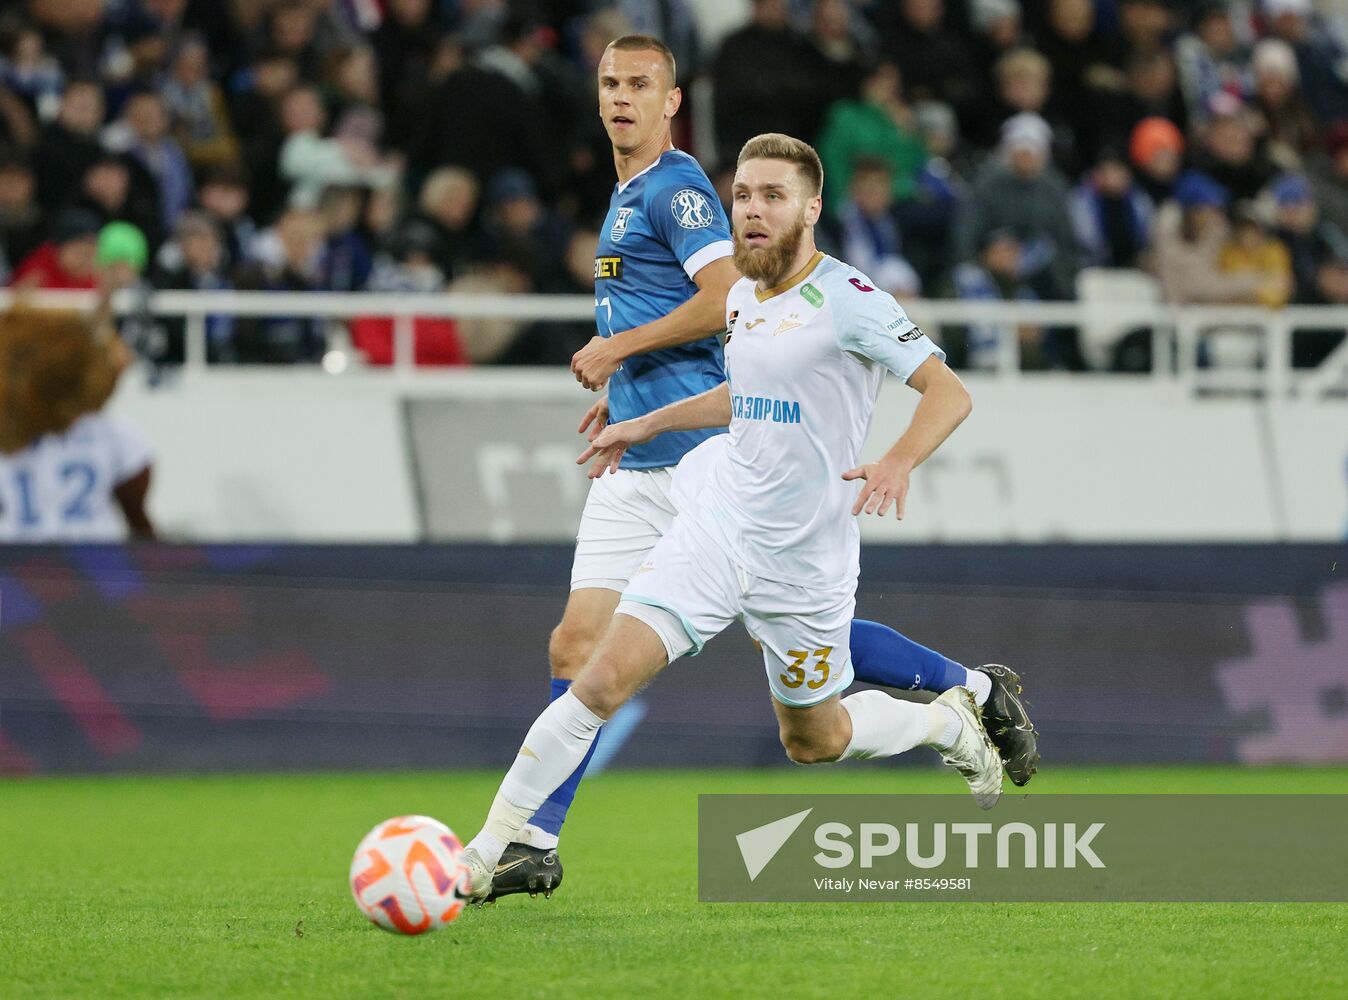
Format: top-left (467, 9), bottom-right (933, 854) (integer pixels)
top-left (780, 646), bottom-right (833, 690)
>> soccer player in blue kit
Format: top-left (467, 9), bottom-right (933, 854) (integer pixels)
top-left (486, 35), bottom-right (1037, 901)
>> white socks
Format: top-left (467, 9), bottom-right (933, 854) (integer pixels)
top-left (839, 689), bottom-right (962, 760)
top-left (963, 668), bottom-right (992, 707)
top-left (465, 690), bottom-right (605, 869)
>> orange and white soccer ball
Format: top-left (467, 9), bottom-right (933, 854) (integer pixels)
top-left (349, 815), bottom-right (472, 934)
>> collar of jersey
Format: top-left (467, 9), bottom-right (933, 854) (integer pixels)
top-left (754, 250), bottom-right (826, 302)
top-left (616, 147), bottom-right (679, 194)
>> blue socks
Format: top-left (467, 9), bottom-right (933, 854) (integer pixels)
top-left (527, 678), bottom-right (602, 838)
top-left (849, 618), bottom-right (968, 694)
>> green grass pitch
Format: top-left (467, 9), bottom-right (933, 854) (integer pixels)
top-left (5, 766), bottom-right (1347, 999)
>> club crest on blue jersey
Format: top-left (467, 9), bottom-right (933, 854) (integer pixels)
top-left (671, 189), bottom-right (714, 230)
top-left (611, 207), bottom-right (635, 242)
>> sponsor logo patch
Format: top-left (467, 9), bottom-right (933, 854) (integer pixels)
top-left (800, 283), bottom-right (824, 308)
top-left (594, 256), bottom-right (624, 280)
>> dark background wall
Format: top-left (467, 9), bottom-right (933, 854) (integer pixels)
top-left (1, 545), bottom-right (1344, 774)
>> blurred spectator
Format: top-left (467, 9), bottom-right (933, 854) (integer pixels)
top-left (978, 47), bottom-right (1081, 171)
top-left (816, 62), bottom-right (927, 218)
top-left (32, 80), bottom-right (104, 213)
top-left (803, 0), bottom-right (872, 115)
top-left (0, 21), bottom-right (65, 121)
top-left (954, 113), bottom-right (1080, 300)
top-left (477, 168), bottom-right (572, 293)
top-left (196, 164), bottom-right (259, 270)
top-left (712, 0), bottom-right (820, 166)
top-left (9, 206), bottom-right (101, 289)
top-left (324, 44), bottom-right (380, 123)
top-left (1151, 171), bottom-right (1269, 305)
top-left (105, 91), bottom-right (194, 234)
top-left (277, 84), bottom-right (395, 209)
top-left (316, 184), bottom-right (373, 292)
top-left (1269, 172), bottom-right (1348, 303)
top-left (495, 227), bottom-right (606, 365)
top-left (832, 157), bottom-right (921, 297)
top-left (1262, 0), bottom-right (1348, 125)
top-left (1071, 151), bottom-right (1154, 268)
top-left (413, 166), bottom-right (481, 281)
top-left (1036, 0), bottom-right (1126, 135)
top-left (410, 38), bottom-right (550, 201)
top-left (152, 211), bottom-right (238, 362)
top-left (969, 0), bottom-right (1026, 96)
top-left (1116, 0), bottom-right (1176, 62)
top-left (1249, 39), bottom-right (1321, 169)
top-left (1176, 1), bottom-right (1252, 120)
top-left (1192, 94), bottom-right (1275, 201)
top-left (0, 151), bottom-right (43, 283)
top-left (353, 216), bottom-right (468, 367)
top-left (68, 154), bottom-right (161, 251)
top-left (1090, 50), bottom-right (1188, 162)
top-left (233, 208), bottom-right (328, 363)
top-left (1310, 121), bottom-right (1348, 235)
top-left (1219, 203), bottom-right (1293, 308)
top-left (477, 13), bottom-right (587, 198)
top-left (227, 49), bottom-right (298, 221)
top-left (1129, 115), bottom-right (1185, 202)
top-left (161, 33), bottom-right (239, 172)
top-left (373, 0), bottom-right (447, 149)
top-left (872, 0), bottom-right (977, 120)
top-left (947, 228), bottom-right (1043, 371)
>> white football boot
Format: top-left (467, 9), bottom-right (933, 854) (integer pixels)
top-left (934, 686), bottom-right (1003, 810)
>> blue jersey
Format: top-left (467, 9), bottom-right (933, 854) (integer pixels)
top-left (594, 150), bottom-right (733, 469)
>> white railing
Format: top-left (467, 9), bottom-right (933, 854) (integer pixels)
top-left (1, 289), bottom-right (1345, 397)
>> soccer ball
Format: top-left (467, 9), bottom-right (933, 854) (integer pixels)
top-left (349, 815), bottom-right (471, 934)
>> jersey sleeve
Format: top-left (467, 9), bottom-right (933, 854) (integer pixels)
top-left (105, 414), bottom-right (155, 484)
top-left (832, 273), bottom-right (945, 382)
top-left (648, 163), bottom-right (734, 281)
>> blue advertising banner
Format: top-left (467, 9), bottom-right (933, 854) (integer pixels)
top-left (1, 544), bottom-right (1343, 773)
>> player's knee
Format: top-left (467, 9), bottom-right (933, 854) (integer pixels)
top-left (549, 620), bottom-right (600, 679)
top-left (570, 660), bottom-right (631, 719)
top-left (779, 730), bottom-right (844, 765)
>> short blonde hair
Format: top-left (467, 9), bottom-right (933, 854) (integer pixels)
top-left (737, 133), bottom-right (824, 197)
top-left (996, 47), bottom-right (1051, 84)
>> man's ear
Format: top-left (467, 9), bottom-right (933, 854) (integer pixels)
top-left (666, 86), bottom-right (682, 119)
top-left (805, 194), bottom-right (823, 227)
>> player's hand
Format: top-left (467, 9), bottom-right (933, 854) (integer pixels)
top-left (577, 395), bottom-right (610, 442)
top-left (572, 336), bottom-right (622, 391)
top-left (576, 417), bottom-right (652, 478)
top-left (842, 458), bottom-right (913, 519)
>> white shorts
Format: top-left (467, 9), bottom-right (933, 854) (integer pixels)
top-left (570, 466), bottom-right (677, 591)
top-left (617, 514), bottom-right (856, 708)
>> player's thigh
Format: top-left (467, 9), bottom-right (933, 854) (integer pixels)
top-left (570, 612), bottom-right (673, 718)
top-left (745, 581), bottom-right (856, 709)
top-left (569, 468), bottom-right (677, 592)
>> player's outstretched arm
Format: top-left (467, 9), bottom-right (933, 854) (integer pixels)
top-left (576, 383), bottom-right (732, 477)
top-left (842, 356), bottom-right (972, 519)
top-left (572, 257), bottom-right (740, 390)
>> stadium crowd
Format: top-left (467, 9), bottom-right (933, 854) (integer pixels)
top-left (0, 0), bottom-right (1344, 369)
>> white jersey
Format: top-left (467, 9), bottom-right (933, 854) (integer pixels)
top-left (691, 252), bottom-right (943, 591)
top-left (0, 412), bottom-right (154, 541)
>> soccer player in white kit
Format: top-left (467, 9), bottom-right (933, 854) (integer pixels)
top-left (458, 134), bottom-right (1002, 899)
